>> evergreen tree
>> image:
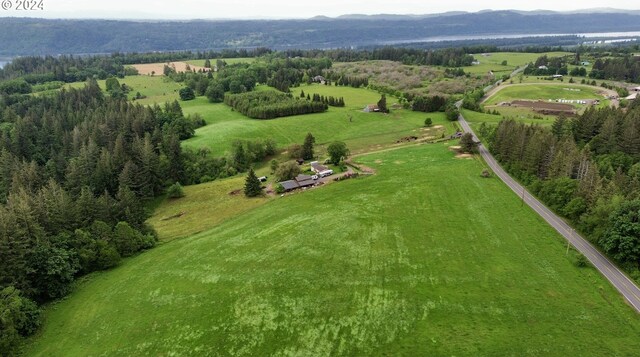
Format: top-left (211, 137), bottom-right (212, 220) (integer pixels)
top-left (244, 167), bottom-right (262, 197)
top-left (301, 133), bottom-right (315, 161)
top-left (460, 133), bottom-right (477, 153)
top-left (377, 94), bottom-right (388, 113)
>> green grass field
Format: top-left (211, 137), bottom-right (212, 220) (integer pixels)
top-left (464, 52), bottom-right (572, 75)
top-left (485, 83), bottom-right (606, 105)
top-left (24, 143), bottom-right (640, 356)
top-left (61, 75), bottom-right (182, 105)
top-left (461, 108), bottom-right (554, 131)
top-left (147, 175), bottom-right (272, 242)
top-left (182, 84), bottom-right (453, 155)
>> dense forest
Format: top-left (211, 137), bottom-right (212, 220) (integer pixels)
top-left (482, 101), bottom-right (640, 278)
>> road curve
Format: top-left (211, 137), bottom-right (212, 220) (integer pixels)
top-left (457, 113), bottom-right (640, 314)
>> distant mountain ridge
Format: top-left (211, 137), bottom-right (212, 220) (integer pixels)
top-left (2, 9), bottom-right (640, 56)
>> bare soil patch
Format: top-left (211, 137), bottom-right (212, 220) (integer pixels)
top-left (132, 62), bottom-right (210, 76)
top-left (396, 135), bottom-right (418, 143)
top-left (501, 100), bottom-right (576, 115)
top-left (455, 153), bottom-right (473, 159)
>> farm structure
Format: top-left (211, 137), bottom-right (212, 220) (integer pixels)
top-left (279, 174), bottom-right (318, 192)
top-left (310, 161), bottom-right (334, 177)
top-left (363, 104), bottom-right (380, 113)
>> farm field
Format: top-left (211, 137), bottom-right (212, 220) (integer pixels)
top-left (24, 143), bottom-right (640, 357)
top-left (182, 84), bottom-right (453, 155)
top-left (464, 51), bottom-right (572, 75)
top-left (131, 61), bottom-right (209, 75)
top-left (485, 83), bottom-right (608, 106)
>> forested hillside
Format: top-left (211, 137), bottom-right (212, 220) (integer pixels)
top-left (0, 82), bottom-right (192, 351)
top-left (2, 11), bottom-right (640, 55)
top-left (483, 101), bottom-right (640, 277)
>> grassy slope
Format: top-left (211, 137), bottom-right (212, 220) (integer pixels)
top-left (182, 84), bottom-right (452, 155)
top-left (147, 175), bottom-right (272, 242)
top-left (25, 144), bottom-right (640, 357)
top-left (463, 52), bottom-right (572, 75)
top-left (63, 75), bottom-right (182, 105)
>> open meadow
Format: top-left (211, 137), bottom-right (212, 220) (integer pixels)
top-left (147, 174), bottom-right (272, 242)
top-left (464, 52), bottom-right (572, 75)
top-left (182, 84), bottom-right (453, 155)
top-left (64, 75), bottom-right (182, 105)
top-left (24, 143), bottom-right (640, 357)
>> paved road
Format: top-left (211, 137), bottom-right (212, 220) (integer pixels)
top-left (457, 113), bottom-right (640, 314)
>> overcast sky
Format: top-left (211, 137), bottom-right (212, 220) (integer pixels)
top-left (3, 0), bottom-right (639, 19)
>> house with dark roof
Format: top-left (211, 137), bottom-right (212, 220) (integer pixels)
top-left (279, 174), bottom-right (318, 192)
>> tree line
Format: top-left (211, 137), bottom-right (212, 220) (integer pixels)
top-left (224, 91), bottom-right (327, 119)
top-left (482, 101), bottom-right (640, 278)
top-left (300, 91), bottom-right (345, 107)
top-left (283, 47), bottom-right (476, 67)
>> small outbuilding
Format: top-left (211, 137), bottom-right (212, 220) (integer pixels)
top-left (310, 161), bottom-right (329, 173)
top-left (363, 104), bottom-right (380, 113)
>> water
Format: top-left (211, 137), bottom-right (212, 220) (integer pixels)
top-left (382, 30), bottom-right (640, 45)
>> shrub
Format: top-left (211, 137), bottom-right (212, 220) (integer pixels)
top-left (179, 87), bottom-right (195, 101)
top-left (167, 182), bottom-right (185, 198)
top-left (575, 254), bottom-right (589, 268)
top-left (275, 161), bottom-right (301, 181)
top-left (424, 118), bottom-right (433, 127)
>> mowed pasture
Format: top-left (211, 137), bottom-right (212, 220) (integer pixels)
top-left (182, 84), bottom-right (453, 155)
top-left (24, 144), bottom-right (640, 357)
top-left (464, 51), bottom-right (572, 76)
top-left (461, 108), bottom-right (555, 131)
